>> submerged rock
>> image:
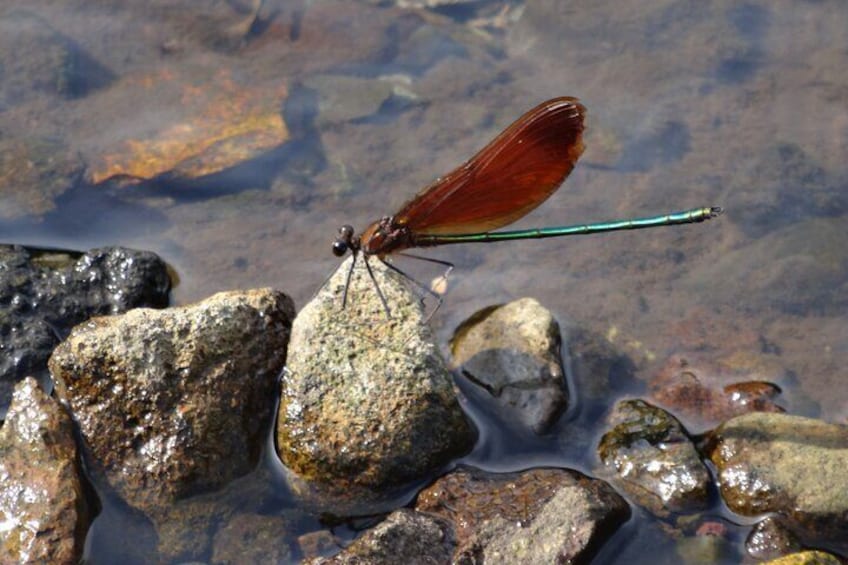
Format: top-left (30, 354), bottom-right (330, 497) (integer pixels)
top-left (0, 245), bottom-right (171, 416)
top-left (49, 288), bottom-right (294, 520)
top-left (648, 352), bottom-right (787, 433)
top-left (598, 399), bottom-right (711, 515)
top-left (706, 412), bottom-right (848, 545)
top-left (0, 377), bottom-right (89, 564)
top-left (450, 298), bottom-right (568, 434)
top-left (277, 256), bottom-right (475, 515)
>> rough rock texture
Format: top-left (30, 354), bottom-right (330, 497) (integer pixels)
top-left (416, 467), bottom-right (630, 563)
top-left (707, 412), bottom-right (848, 545)
top-left (0, 244), bottom-right (171, 414)
top-left (277, 256), bottom-right (475, 514)
top-left (597, 399), bottom-right (711, 515)
top-left (450, 298), bottom-right (568, 434)
top-left (0, 377), bottom-right (89, 564)
top-left (308, 509), bottom-right (454, 564)
top-left (49, 288), bottom-right (294, 519)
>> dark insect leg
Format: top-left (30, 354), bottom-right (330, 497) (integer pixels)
top-left (341, 251), bottom-right (358, 309)
top-left (378, 257), bottom-right (447, 323)
top-left (379, 258), bottom-right (443, 301)
top-left (363, 254), bottom-right (392, 318)
top-left (395, 252), bottom-right (455, 278)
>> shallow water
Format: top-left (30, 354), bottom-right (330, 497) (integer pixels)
top-left (1, 0), bottom-right (846, 562)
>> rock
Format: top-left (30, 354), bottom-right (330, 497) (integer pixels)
top-left (648, 352), bottom-right (786, 433)
top-left (746, 517), bottom-right (803, 561)
top-left (597, 399), bottom-right (711, 515)
top-left (49, 288), bottom-right (294, 520)
top-left (308, 509), bottom-right (454, 564)
top-left (303, 74), bottom-right (419, 127)
top-left (0, 136), bottom-right (84, 220)
top-left (450, 298), bottom-right (568, 434)
top-left (211, 512), bottom-right (293, 565)
top-left (298, 529), bottom-right (341, 561)
top-left (277, 256), bottom-right (475, 515)
top-left (706, 413), bottom-right (848, 544)
top-left (0, 377), bottom-right (89, 564)
top-left (415, 467), bottom-right (630, 563)
top-left (85, 67), bottom-right (289, 183)
top-left (0, 245), bottom-right (171, 416)
top-left (761, 550), bottom-right (843, 565)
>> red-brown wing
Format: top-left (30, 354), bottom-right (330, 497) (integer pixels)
top-left (394, 97), bottom-right (586, 235)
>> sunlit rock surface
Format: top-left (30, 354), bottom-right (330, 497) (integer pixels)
top-left (49, 288), bottom-right (294, 519)
top-left (277, 256), bottom-right (475, 514)
top-left (598, 398), bottom-right (711, 515)
top-left (306, 509), bottom-right (454, 564)
top-left (450, 297), bottom-right (568, 434)
top-left (707, 412), bottom-right (848, 546)
top-left (415, 467), bottom-right (630, 563)
top-left (0, 377), bottom-right (89, 564)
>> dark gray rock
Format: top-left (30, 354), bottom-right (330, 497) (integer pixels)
top-left (0, 244), bottom-right (171, 415)
top-left (49, 288), bottom-right (293, 520)
top-left (597, 399), bottom-right (711, 515)
top-left (277, 256), bottom-right (475, 515)
top-left (450, 298), bottom-right (568, 434)
top-left (0, 377), bottom-right (89, 564)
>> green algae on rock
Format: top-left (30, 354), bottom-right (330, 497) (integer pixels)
top-left (277, 256), bottom-right (475, 515)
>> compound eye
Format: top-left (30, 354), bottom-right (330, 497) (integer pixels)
top-left (332, 240), bottom-right (348, 257)
top-left (339, 225), bottom-right (354, 238)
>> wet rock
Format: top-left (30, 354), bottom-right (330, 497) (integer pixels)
top-left (308, 509), bottom-right (454, 564)
top-left (415, 467), bottom-right (630, 563)
top-left (0, 136), bottom-right (84, 220)
top-left (0, 245), bottom-right (171, 416)
top-left (597, 399), bottom-right (711, 515)
top-left (277, 256), bottom-right (475, 515)
top-left (0, 377), bottom-right (89, 564)
top-left (450, 298), bottom-right (568, 434)
top-left (762, 551), bottom-right (844, 565)
top-left (682, 218), bottom-right (848, 315)
top-left (211, 512), bottom-right (293, 565)
top-left (746, 516), bottom-right (803, 561)
top-left (49, 288), bottom-right (294, 520)
top-left (706, 412), bottom-right (848, 543)
top-left (648, 352), bottom-right (786, 433)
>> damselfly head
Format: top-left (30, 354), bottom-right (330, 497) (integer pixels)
top-left (332, 225), bottom-right (356, 257)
